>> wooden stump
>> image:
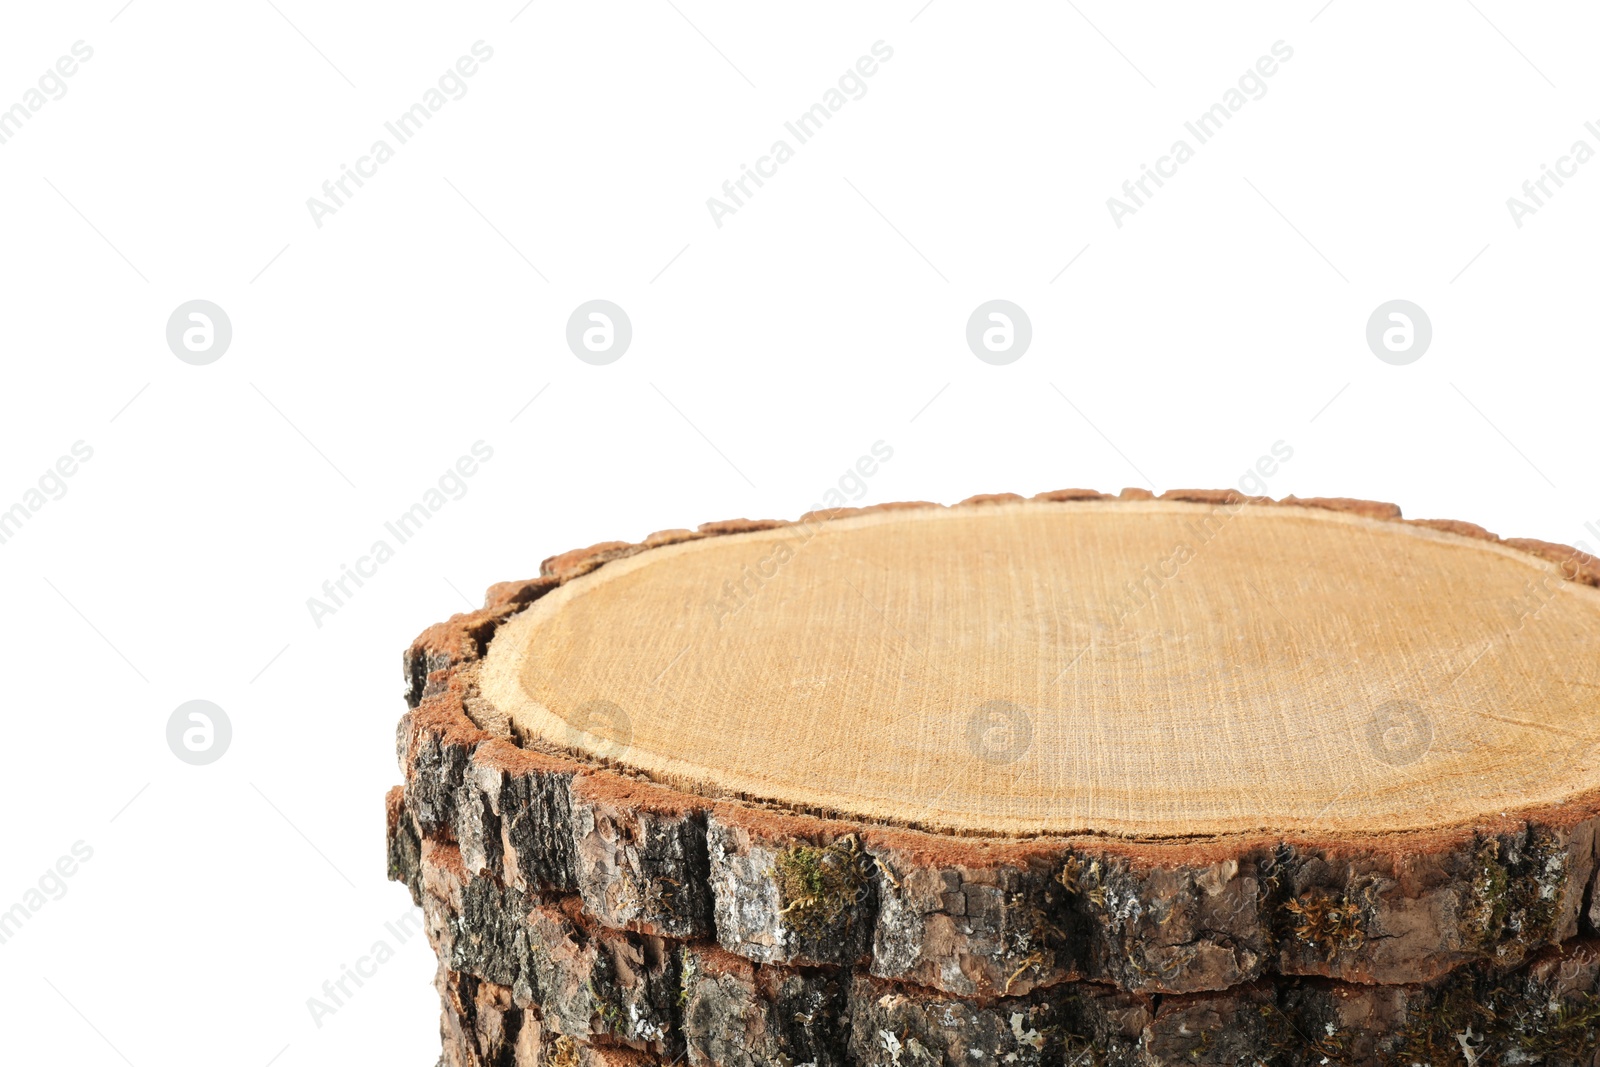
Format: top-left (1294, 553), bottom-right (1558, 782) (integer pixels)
top-left (390, 490), bottom-right (1600, 1064)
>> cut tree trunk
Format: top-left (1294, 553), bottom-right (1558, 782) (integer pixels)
top-left (391, 489), bottom-right (1600, 1064)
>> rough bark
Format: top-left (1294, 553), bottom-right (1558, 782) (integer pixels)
top-left (387, 783), bottom-right (423, 907)
top-left (416, 838), bottom-right (850, 1066)
top-left (436, 965), bottom-right (664, 1067)
top-left (404, 804), bottom-right (1600, 1065)
top-left (706, 810), bottom-right (877, 968)
top-left (457, 740), bottom-right (581, 896)
top-left (847, 942), bottom-right (1600, 1067)
top-left (431, 941), bottom-right (1600, 1067)
top-left (568, 773), bottom-right (715, 941)
top-left (420, 839), bottom-right (682, 1057)
top-left (678, 943), bottom-right (849, 1067)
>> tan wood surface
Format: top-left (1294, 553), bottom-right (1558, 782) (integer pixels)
top-left (477, 499), bottom-right (1600, 838)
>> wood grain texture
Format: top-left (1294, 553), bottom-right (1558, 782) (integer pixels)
top-left (479, 497), bottom-right (1600, 838)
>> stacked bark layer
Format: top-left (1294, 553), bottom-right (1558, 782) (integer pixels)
top-left (388, 489), bottom-right (1600, 1065)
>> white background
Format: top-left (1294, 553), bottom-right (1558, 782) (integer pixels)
top-left (0, 2), bottom-right (1595, 1064)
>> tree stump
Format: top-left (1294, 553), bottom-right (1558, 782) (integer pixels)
top-left (390, 490), bottom-right (1600, 1065)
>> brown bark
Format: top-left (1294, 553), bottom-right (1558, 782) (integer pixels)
top-left (436, 964), bottom-right (665, 1066)
top-left (399, 790), bottom-right (1600, 1066)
